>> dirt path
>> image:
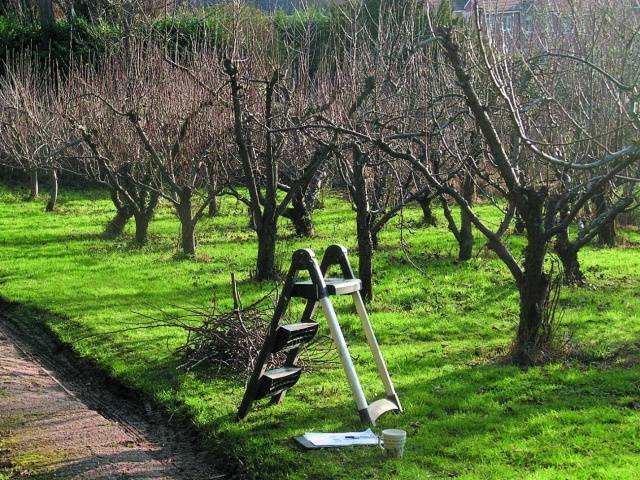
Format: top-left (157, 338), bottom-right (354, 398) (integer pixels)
top-left (0, 316), bottom-right (229, 480)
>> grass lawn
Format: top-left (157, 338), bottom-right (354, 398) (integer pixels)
top-left (1, 183), bottom-right (640, 479)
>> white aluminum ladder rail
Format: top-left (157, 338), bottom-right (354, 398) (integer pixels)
top-left (316, 244), bottom-right (401, 424)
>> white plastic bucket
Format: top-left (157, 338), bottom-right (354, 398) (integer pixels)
top-left (379, 429), bottom-right (407, 458)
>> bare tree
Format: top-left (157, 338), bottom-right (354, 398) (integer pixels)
top-left (70, 42), bottom-right (225, 251)
top-left (309, 1), bottom-right (639, 362)
top-left (420, 4), bottom-right (640, 362)
top-left (222, 13), bottom-right (330, 280)
top-left (515, 0), bottom-right (640, 280)
top-left (0, 56), bottom-right (78, 210)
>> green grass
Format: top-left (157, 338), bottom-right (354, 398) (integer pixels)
top-left (1, 183), bottom-right (640, 479)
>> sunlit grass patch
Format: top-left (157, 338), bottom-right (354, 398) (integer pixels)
top-left (1, 184), bottom-right (639, 479)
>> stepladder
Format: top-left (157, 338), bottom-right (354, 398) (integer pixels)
top-left (237, 244), bottom-right (402, 425)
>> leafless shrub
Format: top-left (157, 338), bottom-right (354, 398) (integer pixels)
top-left (0, 53), bottom-right (78, 209)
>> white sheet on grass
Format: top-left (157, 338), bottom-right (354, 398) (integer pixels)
top-left (303, 428), bottom-right (379, 447)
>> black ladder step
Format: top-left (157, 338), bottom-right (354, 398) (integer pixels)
top-left (292, 277), bottom-right (362, 299)
top-left (272, 322), bottom-right (319, 353)
top-left (255, 367), bottom-right (302, 400)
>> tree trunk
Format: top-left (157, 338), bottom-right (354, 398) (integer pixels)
top-left (133, 212), bottom-right (152, 245)
top-left (618, 183), bottom-right (636, 227)
top-left (105, 189), bottom-right (132, 238)
top-left (106, 207), bottom-right (132, 238)
top-left (458, 174), bottom-right (475, 261)
top-left (180, 219), bottom-right (196, 256)
top-left (45, 167), bottom-right (58, 212)
top-left (104, 206), bottom-right (133, 238)
top-left (594, 189), bottom-right (616, 247)
top-left (597, 218), bottom-right (616, 247)
top-left (515, 270), bottom-right (549, 366)
top-left (513, 188), bottom-right (550, 365)
top-left (29, 168), bottom-right (39, 200)
top-left (554, 228), bottom-right (584, 285)
top-left (371, 229), bottom-right (379, 250)
top-left (37, 0), bottom-right (54, 27)
top-left (283, 192), bottom-right (314, 237)
top-left (132, 190), bottom-right (159, 245)
top-left (283, 166), bottom-right (326, 238)
top-left (356, 216), bottom-right (374, 302)
top-left (514, 214), bottom-right (525, 234)
top-left (353, 151), bottom-right (374, 302)
top-left (207, 171), bottom-right (218, 217)
top-left (177, 188), bottom-right (196, 256)
top-left (207, 194), bottom-right (218, 218)
top-left (37, 0), bottom-right (54, 50)
top-left (618, 211), bottom-right (636, 227)
top-left (248, 207), bottom-right (258, 231)
top-left (255, 219), bottom-right (277, 281)
top-left (65, 0), bottom-right (76, 22)
top-left (418, 193), bottom-right (436, 226)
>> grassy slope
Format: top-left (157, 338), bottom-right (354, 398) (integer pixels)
top-left (1, 184), bottom-right (639, 479)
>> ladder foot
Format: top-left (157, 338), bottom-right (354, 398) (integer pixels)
top-left (361, 396), bottom-right (402, 425)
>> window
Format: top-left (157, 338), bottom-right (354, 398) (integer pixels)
top-left (502, 15), bottom-right (513, 33)
top-left (485, 15), bottom-right (496, 31)
top-left (523, 14), bottom-right (534, 34)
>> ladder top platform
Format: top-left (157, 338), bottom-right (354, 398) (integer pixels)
top-left (292, 277), bottom-right (362, 299)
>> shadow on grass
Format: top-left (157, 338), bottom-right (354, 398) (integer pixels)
top-left (206, 350), bottom-right (640, 479)
top-left (0, 231), bottom-right (106, 248)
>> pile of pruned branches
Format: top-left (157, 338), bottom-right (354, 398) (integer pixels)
top-left (175, 292), bottom-right (278, 376)
top-left (165, 275), bottom-right (336, 377)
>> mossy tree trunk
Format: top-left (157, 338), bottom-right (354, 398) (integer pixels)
top-left (594, 188), bottom-right (616, 247)
top-left (176, 187), bottom-right (197, 256)
top-left (513, 188), bottom-right (550, 365)
top-left (282, 167), bottom-right (326, 238)
top-left (207, 170), bottom-right (218, 217)
top-left (255, 212), bottom-right (278, 281)
top-left (283, 191), bottom-right (314, 237)
top-left (554, 229), bottom-right (583, 285)
top-left (132, 191), bottom-right (159, 246)
top-left (457, 174), bottom-right (475, 261)
top-left (353, 148), bottom-right (374, 302)
top-left (208, 195), bottom-right (218, 218)
top-left (105, 189), bottom-right (133, 238)
top-left (440, 173), bottom-right (475, 262)
top-left (417, 192), bottom-right (437, 226)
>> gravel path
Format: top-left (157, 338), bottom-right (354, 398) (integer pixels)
top-left (0, 317), bottom-right (229, 479)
